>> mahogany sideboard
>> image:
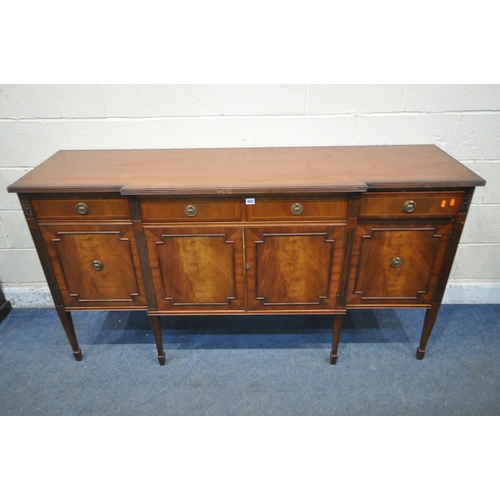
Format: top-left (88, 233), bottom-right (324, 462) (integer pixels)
top-left (8, 146), bottom-right (486, 365)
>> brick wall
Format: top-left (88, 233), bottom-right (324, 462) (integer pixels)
top-left (1, 84), bottom-right (499, 305)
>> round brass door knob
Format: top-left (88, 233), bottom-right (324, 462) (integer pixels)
top-left (290, 202), bottom-right (304, 215)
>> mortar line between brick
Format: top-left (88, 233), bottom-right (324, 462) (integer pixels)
top-left (0, 114), bottom-right (355, 122)
top-left (0, 248), bottom-right (39, 252)
top-left (449, 114), bottom-right (462, 152)
top-left (457, 243), bottom-right (500, 246)
top-left (457, 159), bottom-right (500, 163)
top-left (0, 167), bottom-right (34, 170)
top-left (402, 84), bottom-right (409, 110)
top-left (1, 110), bottom-right (500, 122)
top-left (462, 159), bottom-right (500, 163)
top-left (100, 85), bottom-right (110, 117)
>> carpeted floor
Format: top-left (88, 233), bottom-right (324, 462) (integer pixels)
top-left (0, 305), bottom-right (498, 415)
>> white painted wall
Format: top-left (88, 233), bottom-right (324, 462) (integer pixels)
top-left (1, 84), bottom-right (499, 306)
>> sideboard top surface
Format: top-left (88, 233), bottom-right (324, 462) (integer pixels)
top-left (8, 145), bottom-right (485, 195)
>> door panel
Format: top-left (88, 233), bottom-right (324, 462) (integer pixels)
top-left (346, 221), bottom-right (453, 306)
top-left (144, 226), bottom-right (245, 311)
top-left (245, 225), bottom-right (345, 311)
top-left (39, 223), bottom-right (147, 309)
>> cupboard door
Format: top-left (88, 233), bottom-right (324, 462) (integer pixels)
top-left (39, 223), bottom-right (147, 309)
top-left (346, 221), bottom-right (453, 306)
top-left (144, 226), bottom-right (245, 312)
top-left (245, 225), bottom-right (345, 311)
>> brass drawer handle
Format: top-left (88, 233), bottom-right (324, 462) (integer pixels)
top-left (76, 202), bottom-right (89, 215)
top-left (92, 260), bottom-right (103, 271)
top-left (290, 202), bottom-right (304, 215)
top-left (391, 257), bottom-right (403, 268)
top-left (403, 200), bottom-right (417, 213)
top-left (184, 204), bottom-right (197, 217)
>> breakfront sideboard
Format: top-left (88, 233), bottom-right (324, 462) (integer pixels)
top-left (8, 146), bottom-right (485, 365)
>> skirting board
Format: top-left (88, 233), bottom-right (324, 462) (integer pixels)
top-left (2, 282), bottom-right (500, 308)
top-left (442, 282), bottom-right (500, 305)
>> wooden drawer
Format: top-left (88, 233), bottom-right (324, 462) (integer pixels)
top-left (31, 195), bottom-right (131, 221)
top-left (359, 191), bottom-right (465, 219)
top-left (140, 197), bottom-right (241, 223)
top-left (246, 196), bottom-right (348, 222)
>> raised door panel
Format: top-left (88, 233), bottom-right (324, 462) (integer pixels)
top-left (246, 225), bottom-right (345, 311)
top-left (346, 221), bottom-right (453, 307)
top-left (144, 226), bottom-right (245, 312)
top-left (39, 223), bottom-right (147, 309)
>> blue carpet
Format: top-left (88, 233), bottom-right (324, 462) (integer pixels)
top-left (0, 305), bottom-right (498, 415)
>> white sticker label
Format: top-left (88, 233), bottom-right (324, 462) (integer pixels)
top-left (245, 198), bottom-right (255, 205)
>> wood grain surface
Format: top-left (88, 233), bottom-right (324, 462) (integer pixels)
top-left (8, 145), bottom-right (485, 195)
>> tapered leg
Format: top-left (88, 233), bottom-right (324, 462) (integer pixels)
top-left (149, 315), bottom-right (166, 365)
top-left (416, 304), bottom-right (440, 360)
top-left (330, 314), bottom-right (346, 365)
top-left (55, 306), bottom-right (82, 361)
top-left (0, 298), bottom-right (12, 323)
